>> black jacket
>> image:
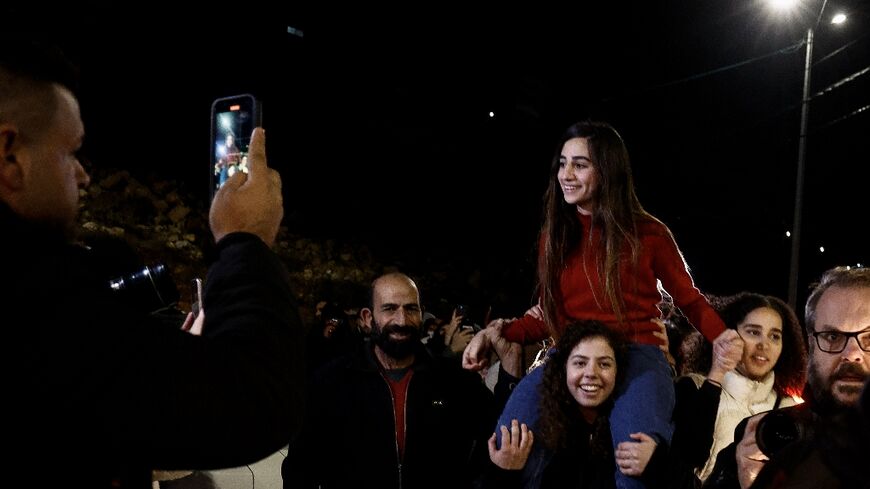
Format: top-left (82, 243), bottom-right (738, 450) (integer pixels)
top-left (3, 205), bottom-right (304, 488)
top-left (283, 341), bottom-right (496, 489)
top-left (701, 385), bottom-right (868, 489)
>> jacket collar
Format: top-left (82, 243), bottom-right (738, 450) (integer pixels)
top-left (353, 340), bottom-right (434, 374)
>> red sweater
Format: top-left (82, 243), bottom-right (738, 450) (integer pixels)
top-left (503, 213), bottom-right (725, 346)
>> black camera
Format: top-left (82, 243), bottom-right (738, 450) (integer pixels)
top-left (108, 263), bottom-right (179, 314)
top-left (755, 408), bottom-right (812, 457)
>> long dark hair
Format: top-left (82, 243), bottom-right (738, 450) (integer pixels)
top-left (537, 320), bottom-right (627, 452)
top-left (538, 121), bottom-right (654, 338)
top-left (683, 292), bottom-right (807, 397)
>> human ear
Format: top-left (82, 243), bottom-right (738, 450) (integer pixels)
top-left (0, 125), bottom-right (26, 190)
top-left (360, 308), bottom-right (374, 328)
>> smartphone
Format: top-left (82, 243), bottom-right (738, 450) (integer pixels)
top-left (190, 278), bottom-right (203, 319)
top-left (210, 94), bottom-right (262, 201)
top-left (456, 304), bottom-right (474, 329)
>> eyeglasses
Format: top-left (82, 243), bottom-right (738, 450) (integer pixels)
top-left (809, 330), bottom-right (870, 353)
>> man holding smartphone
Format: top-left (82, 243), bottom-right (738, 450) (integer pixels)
top-left (1, 39), bottom-right (303, 488)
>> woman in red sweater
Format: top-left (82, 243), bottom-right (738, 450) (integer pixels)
top-left (463, 120), bottom-right (728, 489)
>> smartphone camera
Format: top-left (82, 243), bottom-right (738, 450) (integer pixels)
top-left (210, 94), bottom-right (261, 201)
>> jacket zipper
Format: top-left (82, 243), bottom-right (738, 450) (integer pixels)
top-left (382, 371), bottom-right (408, 489)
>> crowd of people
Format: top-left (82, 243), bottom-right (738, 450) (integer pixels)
top-left (3, 38), bottom-right (867, 489)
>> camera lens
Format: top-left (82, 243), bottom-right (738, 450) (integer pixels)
top-left (755, 409), bottom-right (804, 457)
top-left (108, 263), bottom-right (179, 314)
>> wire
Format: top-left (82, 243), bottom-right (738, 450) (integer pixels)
top-left (814, 32), bottom-right (870, 67)
top-left (814, 104), bottom-right (870, 132)
top-left (600, 41), bottom-right (804, 103)
top-left (811, 65), bottom-right (870, 99)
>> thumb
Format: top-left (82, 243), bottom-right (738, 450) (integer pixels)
top-left (630, 432), bottom-right (652, 442)
top-left (488, 432), bottom-right (497, 452)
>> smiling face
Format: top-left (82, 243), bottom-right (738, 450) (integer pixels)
top-left (557, 137), bottom-right (599, 215)
top-left (565, 336), bottom-right (617, 422)
top-left (735, 307), bottom-right (784, 380)
top-left (363, 274), bottom-right (423, 363)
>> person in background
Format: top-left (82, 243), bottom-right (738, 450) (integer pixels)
top-left (305, 301), bottom-right (355, 371)
top-left (215, 132), bottom-right (241, 186)
top-left (2, 39), bottom-right (303, 488)
top-left (672, 292), bottom-right (806, 487)
top-left (282, 272), bottom-right (496, 489)
top-left (702, 266), bottom-right (869, 489)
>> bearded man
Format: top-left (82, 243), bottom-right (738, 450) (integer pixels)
top-left (283, 272), bottom-right (496, 489)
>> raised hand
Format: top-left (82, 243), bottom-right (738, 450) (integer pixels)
top-left (462, 329), bottom-right (492, 371)
top-left (708, 329), bottom-right (744, 384)
top-left (210, 128), bottom-right (283, 246)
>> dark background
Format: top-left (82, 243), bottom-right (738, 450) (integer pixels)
top-left (7, 1), bottom-right (869, 313)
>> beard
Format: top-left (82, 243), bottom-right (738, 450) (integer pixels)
top-left (807, 358), bottom-right (869, 411)
top-left (371, 320), bottom-right (421, 361)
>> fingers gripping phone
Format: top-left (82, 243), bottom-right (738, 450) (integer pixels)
top-left (210, 94), bottom-right (262, 201)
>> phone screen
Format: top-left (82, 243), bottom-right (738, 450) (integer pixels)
top-left (210, 94), bottom-right (261, 200)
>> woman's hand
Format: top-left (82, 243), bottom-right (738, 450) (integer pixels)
top-left (708, 329), bottom-right (744, 384)
top-left (615, 432), bottom-right (657, 476)
top-left (650, 318), bottom-right (675, 370)
top-left (486, 318), bottom-right (523, 378)
top-left (487, 419), bottom-right (534, 470)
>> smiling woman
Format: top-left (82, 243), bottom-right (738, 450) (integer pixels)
top-left (672, 292), bottom-right (808, 485)
top-left (482, 320), bottom-right (670, 488)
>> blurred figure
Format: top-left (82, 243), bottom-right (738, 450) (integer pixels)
top-left (305, 302), bottom-right (355, 371)
top-left (215, 132), bottom-right (240, 186)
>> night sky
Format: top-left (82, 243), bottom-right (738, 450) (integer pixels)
top-left (7, 1), bottom-right (869, 312)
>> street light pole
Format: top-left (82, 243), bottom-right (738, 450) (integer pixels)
top-left (787, 26), bottom-right (813, 309)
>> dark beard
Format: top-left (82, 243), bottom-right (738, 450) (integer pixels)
top-left (808, 359), bottom-right (868, 413)
top-left (371, 322), bottom-right (420, 361)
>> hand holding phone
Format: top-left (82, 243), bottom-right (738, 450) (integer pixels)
top-left (209, 127), bottom-right (284, 246)
top-left (210, 94), bottom-right (262, 202)
top-left (182, 278), bottom-right (204, 335)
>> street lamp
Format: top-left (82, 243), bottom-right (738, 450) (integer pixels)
top-left (770, 0), bottom-right (846, 308)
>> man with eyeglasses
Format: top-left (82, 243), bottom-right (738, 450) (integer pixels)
top-left (702, 266), bottom-right (869, 489)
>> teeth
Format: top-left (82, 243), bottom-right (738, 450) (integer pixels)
top-left (580, 385), bottom-right (601, 392)
top-left (753, 355), bottom-right (768, 362)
